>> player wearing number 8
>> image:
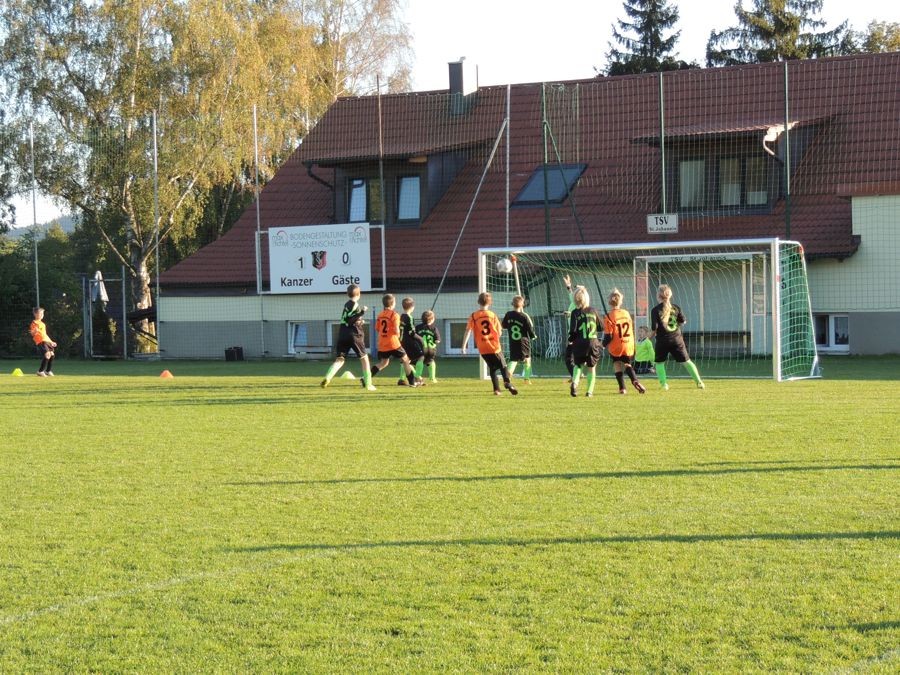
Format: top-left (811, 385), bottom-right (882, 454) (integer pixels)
top-left (502, 296), bottom-right (536, 383)
top-left (462, 292), bottom-right (518, 396)
top-left (602, 289), bottom-right (646, 395)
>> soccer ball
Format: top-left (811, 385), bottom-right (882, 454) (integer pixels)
top-left (496, 257), bottom-right (513, 274)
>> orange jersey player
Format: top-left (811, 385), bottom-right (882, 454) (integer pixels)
top-left (370, 294), bottom-right (419, 387)
top-left (602, 288), bottom-right (645, 395)
top-left (462, 291), bottom-right (518, 396)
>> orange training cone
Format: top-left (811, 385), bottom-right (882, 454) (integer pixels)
top-left (160, 369), bottom-right (174, 379)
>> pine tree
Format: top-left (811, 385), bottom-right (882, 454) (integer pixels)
top-left (706, 0), bottom-right (849, 66)
top-left (604, 0), bottom-right (694, 75)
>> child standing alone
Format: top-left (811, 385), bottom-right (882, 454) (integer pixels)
top-left (29, 307), bottom-right (57, 377)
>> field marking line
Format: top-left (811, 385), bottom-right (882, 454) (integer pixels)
top-left (0, 550), bottom-right (331, 628)
top-left (836, 647), bottom-right (900, 673)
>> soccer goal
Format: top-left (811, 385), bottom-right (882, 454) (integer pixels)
top-left (479, 238), bottom-right (820, 381)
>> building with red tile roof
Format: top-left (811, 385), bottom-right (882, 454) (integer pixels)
top-left (160, 53), bottom-right (900, 358)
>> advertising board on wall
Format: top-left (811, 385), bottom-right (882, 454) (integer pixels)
top-left (268, 224), bottom-right (371, 294)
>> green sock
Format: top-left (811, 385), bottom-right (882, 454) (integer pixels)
top-left (508, 361), bottom-right (518, 377)
top-left (572, 365), bottom-right (583, 386)
top-left (524, 363), bottom-right (532, 378)
top-left (656, 362), bottom-right (667, 387)
top-left (683, 360), bottom-right (702, 384)
top-left (414, 361), bottom-right (424, 378)
top-left (429, 362), bottom-right (436, 381)
top-left (586, 371), bottom-right (596, 394)
top-left (363, 368), bottom-right (372, 387)
top-left (325, 361), bottom-right (342, 381)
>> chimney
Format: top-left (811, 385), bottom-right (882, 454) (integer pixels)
top-left (448, 57), bottom-right (477, 115)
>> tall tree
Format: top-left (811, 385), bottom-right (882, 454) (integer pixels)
top-left (604, 0), bottom-right (693, 75)
top-left (843, 21), bottom-right (900, 54)
top-left (302, 0), bottom-right (413, 98)
top-left (0, 0), bottom-right (411, 347)
top-left (707, 0), bottom-right (848, 66)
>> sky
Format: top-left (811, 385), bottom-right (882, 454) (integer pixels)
top-left (406, 0), bottom-right (898, 91)
top-left (10, 0), bottom-right (898, 228)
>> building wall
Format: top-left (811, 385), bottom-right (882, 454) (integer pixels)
top-left (158, 290), bottom-right (481, 359)
top-left (807, 195), bottom-right (900, 354)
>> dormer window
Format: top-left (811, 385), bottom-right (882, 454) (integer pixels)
top-left (512, 163), bottom-right (587, 207)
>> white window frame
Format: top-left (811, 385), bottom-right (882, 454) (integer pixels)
top-left (397, 175), bottom-right (421, 222)
top-left (443, 319), bottom-right (474, 356)
top-left (814, 313), bottom-right (849, 353)
top-left (287, 321), bottom-right (309, 355)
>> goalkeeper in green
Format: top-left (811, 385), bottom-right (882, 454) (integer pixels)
top-left (649, 284), bottom-right (704, 390)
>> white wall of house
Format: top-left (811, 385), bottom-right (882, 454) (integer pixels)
top-left (807, 195), bottom-right (900, 354)
top-left (158, 290), bottom-right (482, 359)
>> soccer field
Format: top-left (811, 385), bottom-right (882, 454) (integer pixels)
top-left (1, 357), bottom-right (898, 671)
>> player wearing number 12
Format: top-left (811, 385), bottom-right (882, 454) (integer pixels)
top-left (462, 292), bottom-right (518, 396)
top-left (502, 295), bottom-right (536, 383)
top-left (602, 288), bottom-right (646, 395)
top-left (568, 287), bottom-right (603, 397)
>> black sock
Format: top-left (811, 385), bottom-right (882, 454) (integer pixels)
top-left (490, 370), bottom-right (501, 390)
top-left (615, 372), bottom-right (625, 389)
top-left (407, 371), bottom-right (416, 385)
top-left (39, 358), bottom-right (49, 372)
top-left (371, 365), bottom-right (380, 376)
top-left (501, 368), bottom-right (511, 385)
top-left (625, 365), bottom-right (637, 383)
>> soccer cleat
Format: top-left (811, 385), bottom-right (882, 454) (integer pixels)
top-left (661, 383), bottom-right (669, 391)
top-left (585, 392), bottom-right (593, 398)
top-left (697, 381), bottom-right (705, 389)
top-left (493, 390), bottom-right (502, 396)
top-left (36, 371), bottom-right (47, 377)
top-left (633, 380), bottom-right (646, 394)
top-left (365, 384), bottom-right (377, 391)
top-left (570, 382), bottom-right (577, 397)
top-left (46, 371), bottom-right (54, 377)
top-left (397, 379), bottom-right (408, 386)
top-left (320, 378), bottom-right (329, 388)
top-left (524, 379), bottom-right (532, 384)
top-left (618, 388), bottom-right (627, 395)
top-left (416, 378), bottom-right (425, 386)
top-left (505, 382), bottom-right (518, 396)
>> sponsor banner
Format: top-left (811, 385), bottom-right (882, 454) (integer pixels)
top-left (268, 224), bottom-right (371, 294)
top-left (647, 213), bottom-right (678, 234)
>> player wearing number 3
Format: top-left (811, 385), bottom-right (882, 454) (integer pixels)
top-left (462, 292), bottom-right (518, 396)
top-left (602, 289), bottom-right (646, 395)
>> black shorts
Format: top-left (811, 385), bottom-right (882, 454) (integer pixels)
top-left (402, 340), bottom-right (424, 361)
top-left (377, 348), bottom-right (407, 360)
top-left (609, 353), bottom-right (634, 364)
top-left (655, 338), bottom-right (691, 363)
top-left (479, 352), bottom-right (507, 372)
top-left (421, 349), bottom-right (437, 366)
top-left (509, 339), bottom-right (531, 361)
top-left (36, 342), bottom-right (54, 356)
top-left (572, 341), bottom-right (602, 368)
top-left (336, 334), bottom-right (367, 358)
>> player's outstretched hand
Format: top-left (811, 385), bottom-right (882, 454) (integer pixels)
top-left (563, 274), bottom-right (571, 287)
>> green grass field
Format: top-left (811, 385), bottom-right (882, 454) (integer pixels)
top-left (1, 356), bottom-right (898, 671)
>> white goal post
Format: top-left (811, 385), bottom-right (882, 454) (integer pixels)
top-left (479, 238), bottom-right (820, 382)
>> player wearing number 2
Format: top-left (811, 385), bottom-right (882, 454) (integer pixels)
top-left (502, 295), bottom-right (536, 383)
top-left (462, 292), bottom-right (518, 396)
top-left (370, 294), bottom-right (419, 387)
top-left (602, 288), bottom-right (646, 395)
top-left (568, 286), bottom-right (603, 398)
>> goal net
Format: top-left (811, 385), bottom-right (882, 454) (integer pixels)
top-left (479, 238), bottom-right (819, 381)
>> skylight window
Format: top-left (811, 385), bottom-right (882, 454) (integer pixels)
top-left (512, 163), bottom-right (587, 207)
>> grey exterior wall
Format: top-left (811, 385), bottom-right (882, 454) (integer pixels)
top-left (849, 312), bottom-right (900, 355)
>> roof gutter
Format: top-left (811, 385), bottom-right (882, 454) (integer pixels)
top-left (304, 162), bottom-right (333, 191)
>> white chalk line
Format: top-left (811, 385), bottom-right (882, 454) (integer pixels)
top-left (0, 549), bottom-right (332, 628)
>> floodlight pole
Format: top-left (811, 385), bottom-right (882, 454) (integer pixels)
top-left (30, 121), bottom-right (40, 307)
top-left (253, 104), bottom-right (266, 358)
top-left (152, 110), bottom-right (161, 353)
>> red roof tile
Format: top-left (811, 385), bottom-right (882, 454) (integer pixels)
top-left (162, 53), bottom-right (900, 288)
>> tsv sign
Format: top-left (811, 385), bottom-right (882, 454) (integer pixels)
top-left (647, 213), bottom-right (678, 234)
